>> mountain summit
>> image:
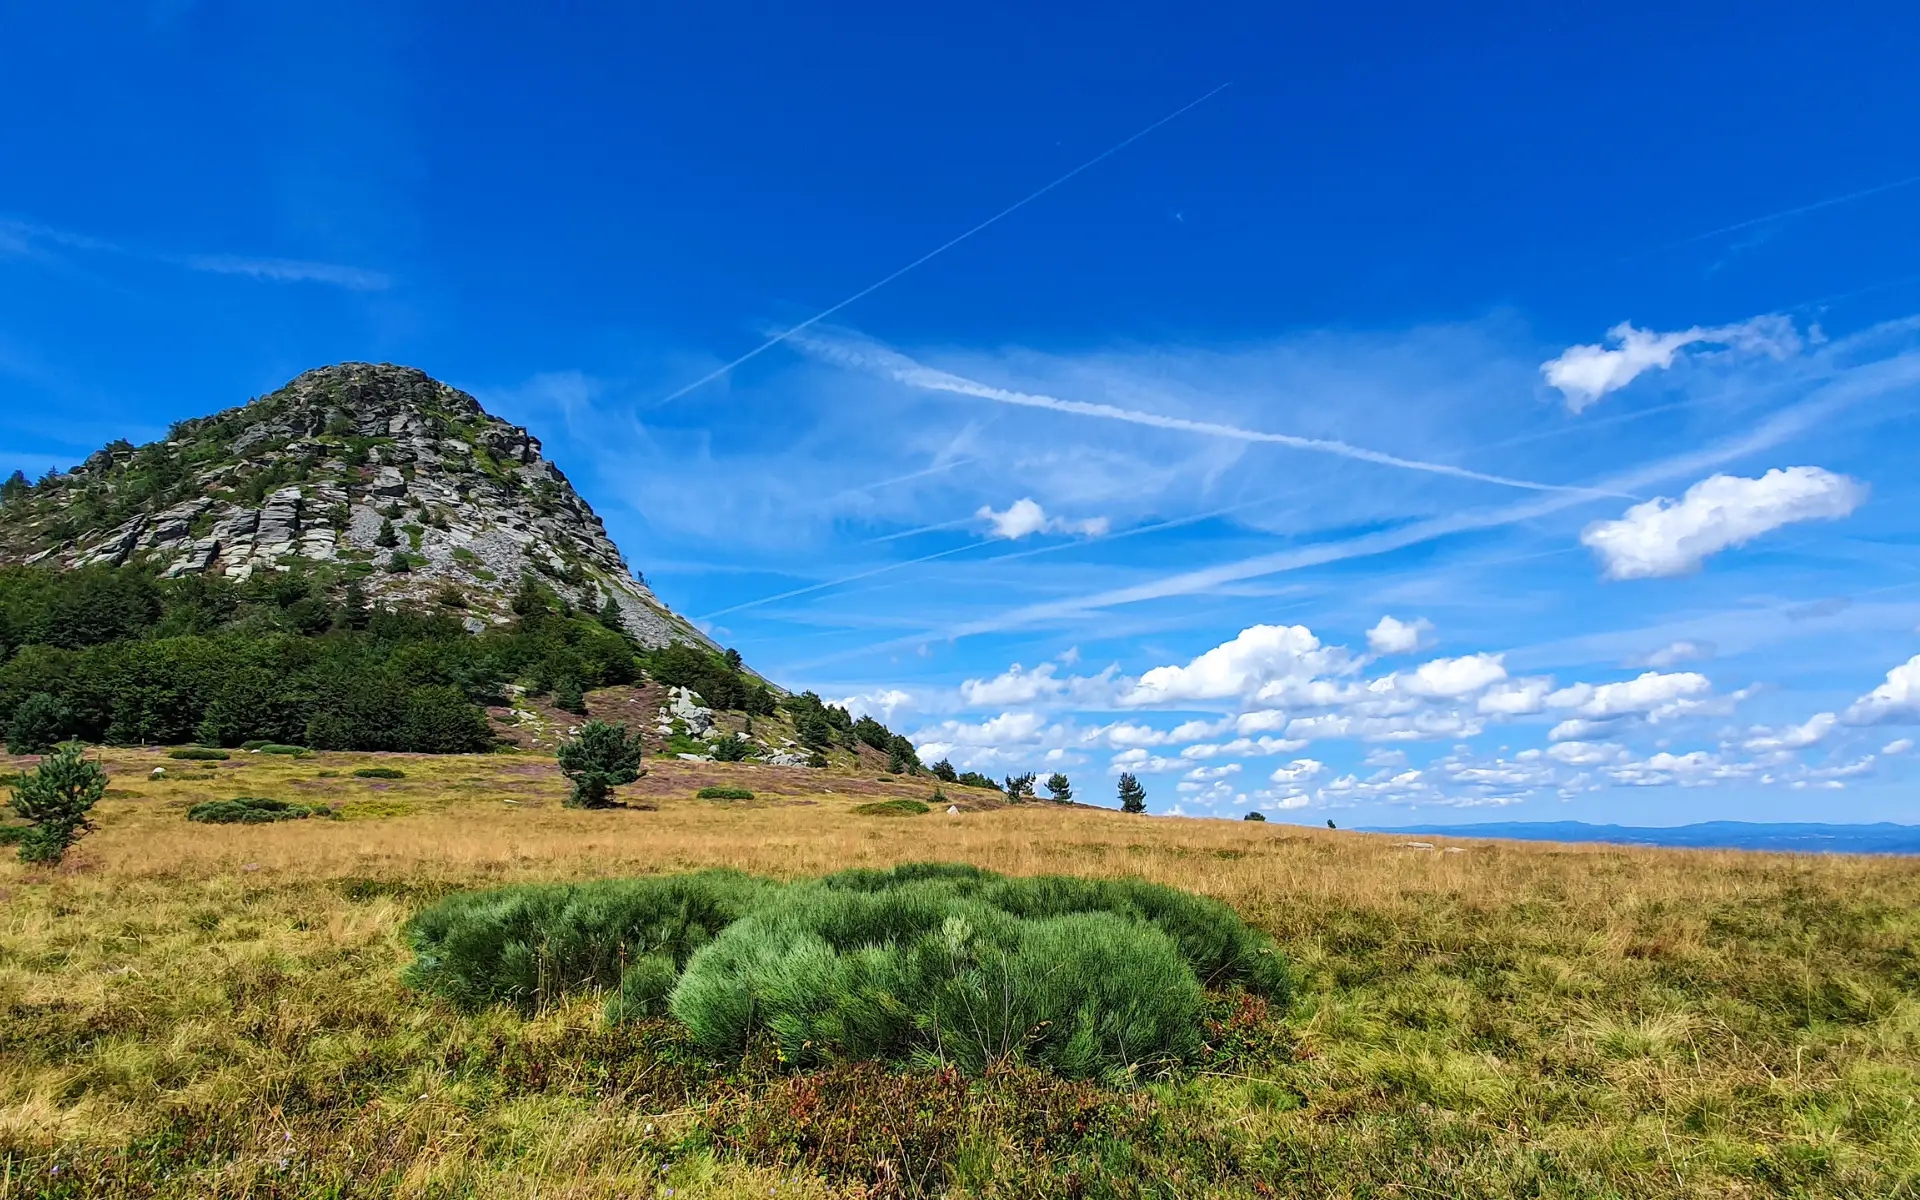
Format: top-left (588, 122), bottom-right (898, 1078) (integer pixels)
top-left (0, 362), bottom-right (712, 648)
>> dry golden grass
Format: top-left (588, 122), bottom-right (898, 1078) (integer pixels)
top-left (4, 746), bottom-right (1919, 1198)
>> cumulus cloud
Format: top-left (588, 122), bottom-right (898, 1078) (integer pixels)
top-left (1268, 758), bottom-right (1324, 783)
top-left (1844, 654), bottom-right (1920, 725)
top-left (1366, 615), bottom-right (1434, 655)
top-left (1184, 763), bottom-right (1243, 782)
top-left (1548, 671), bottom-right (1713, 723)
top-left (1628, 640), bottom-right (1716, 668)
top-left (1743, 712), bottom-right (1837, 753)
top-left (1478, 677), bottom-right (1553, 715)
top-left (1399, 653), bottom-right (1507, 698)
top-left (960, 662), bottom-right (1066, 706)
top-left (976, 498), bottom-right (1108, 540)
top-left (832, 688), bottom-right (914, 720)
top-left (1884, 738), bottom-right (1914, 755)
top-left (1581, 467), bottom-right (1866, 580)
top-left (1540, 316), bottom-right (1800, 412)
top-left (1124, 624), bottom-right (1350, 706)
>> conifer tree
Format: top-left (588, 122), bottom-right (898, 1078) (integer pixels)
top-left (1117, 772), bottom-right (1147, 814)
top-left (1045, 772), bottom-right (1073, 802)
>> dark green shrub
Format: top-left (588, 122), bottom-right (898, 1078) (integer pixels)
top-left (6, 692), bottom-right (71, 755)
top-left (1118, 772), bottom-right (1147, 814)
top-left (256, 743), bottom-right (309, 756)
top-left (186, 796), bottom-right (325, 823)
top-left (552, 676), bottom-right (587, 716)
top-left (557, 719), bottom-right (645, 808)
top-left (853, 797), bottom-right (929, 816)
top-left (696, 786), bottom-right (754, 800)
top-left (353, 766), bottom-right (406, 779)
top-left (239, 740), bottom-right (273, 751)
top-left (404, 870), bottom-right (773, 1012)
top-left (168, 747), bottom-right (230, 761)
top-left (404, 864), bottom-right (1292, 1082)
top-left (710, 733), bottom-right (750, 762)
top-left (1244, 811), bottom-right (1267, 821)
top-left (8, 743), bottom-right (107, 864)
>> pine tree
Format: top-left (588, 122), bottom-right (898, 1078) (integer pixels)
top-left (1117, 772), bottom-right (1147, 814)
top-left (385, 551), bottom-right (411, 574)
top-left (337, 578), bottom-right (371, 630)
top-left (553, 677), bottom-right (587, 715)
top-left (596, 592), bottom-right (625, 631)
top-left (1003, 772), bottom-right (1036, 802)
top-left (1044, 772), bottom-right (1073, 802)
top-left (724, 647), bottom-right (744, 672)
top-left (9, 744), bottom-right (107, 864)
top-left (375, 517), bottom-right (399, 548)
top-left (556, 719), bottom-right (646, 808)
top-left (0, 469), bottom-right (28, 504)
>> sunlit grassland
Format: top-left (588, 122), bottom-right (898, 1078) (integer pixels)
top-left (3, 747), bottom-right (1918, 1198)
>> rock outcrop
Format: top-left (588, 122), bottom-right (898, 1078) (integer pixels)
top-left (0, 362), bottom-right (715, 648)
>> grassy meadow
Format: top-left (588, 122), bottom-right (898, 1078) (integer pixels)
top-left (3, 746), bottom-right (1918, 1198)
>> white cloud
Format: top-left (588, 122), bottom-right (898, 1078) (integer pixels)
top-left (1400, 653), bottom-right (1507, 698)
top-left (1478, 677), bottom-right (1552, 715)
top-left (833, 688), bottom-right (914, 720)
top-left (976, 497), bottom-right (1108, 540)
top-left (1125, 624), bottom-right (1350, 705)
top-left (1628, 640), bottom-right (1717, 668)
top-left (1268, 758), bottom-right (1324, 783)
top-left (1548, 671), bottom-right (1712, 719)
top-left (1546, 740), bottom-right (1627, 766)
top-left (1366, 615), bottom-right (1434, 655)
top-left (1581, 467), bottom-right (1866, 580)
top-left (1883, 738), bottom-right (1913, 755)
top-left (1844, 654), bottom-right (1920, 725)
top-left (1540, 316), bottom-right (1800, 412)
top-left (1184, 763), bottom-right (1243, 782)
top-left (1743, 712), bottom-right (1837, 752)
top-left (960, 662), bottom-right (1066, 706)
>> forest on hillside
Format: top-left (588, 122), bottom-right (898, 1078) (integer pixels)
top-left (0, 563), bottom-right (890, 757)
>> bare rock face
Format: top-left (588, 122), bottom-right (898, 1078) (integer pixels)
top-left (0, 362), bottom-right (715, 649)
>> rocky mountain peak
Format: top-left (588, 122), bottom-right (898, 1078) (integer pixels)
top-left (0, 363), bottom-right (714, 649)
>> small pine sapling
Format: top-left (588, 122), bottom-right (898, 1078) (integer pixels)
top-left (556, 719), bottom-right (646, 808)
top-left (8, 743), bottom-right (107, 864)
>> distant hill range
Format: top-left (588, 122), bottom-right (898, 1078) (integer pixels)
top-left (1366, 820), bottom-right (1920, 855)
top-left (0, 362), bottom-right (714, 649)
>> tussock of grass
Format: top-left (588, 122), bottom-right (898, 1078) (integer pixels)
top-left (352, 766), bottom-right (407, 779)
top-left (853, 797), bottom-right (929, 816)
top-left (696, 786), bottom-right (754, 801)
top-left (186, 796), bottom-right (330, 823)
top-left (405, 863), bottom-right (1287, 1080)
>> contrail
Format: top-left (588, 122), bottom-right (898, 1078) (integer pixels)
top-left (797, 334), bottom-right (1628, 497)
top-left (651, 82), bottom-right (1233, 405)
top-left (1648, 174), bottom-right (1920, 252)
top-left (784, 350), bottom-right (1920, 668)
top-left (695, 540), bottom-right (988, 621)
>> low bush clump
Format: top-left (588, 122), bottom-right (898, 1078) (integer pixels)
top-left (186, 796), bottom-right (330, 824)
top-left (404, 863), bottom-right (1290, 1081)
top-left (853, 797), bottom-right (930, 816)
top-left (168, 747), bottom-right (230, 761)
top-left (353, 766), bottom-right (406, 779)
top-left (255, 744), bottom-right (309, 757)
top-left (696, 786), bottom-right (754, 800)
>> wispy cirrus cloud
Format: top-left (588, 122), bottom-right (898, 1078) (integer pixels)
top-left (793, 331), bottom-right (1616, 497)
top-left (0, 217), bottom-right (390, 291)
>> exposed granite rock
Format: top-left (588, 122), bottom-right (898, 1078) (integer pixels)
top-left (0, 362), bottom-right (718, 651)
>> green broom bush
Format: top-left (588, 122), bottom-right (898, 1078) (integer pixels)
top-left (404, 863), bottom-right (1290, 1081)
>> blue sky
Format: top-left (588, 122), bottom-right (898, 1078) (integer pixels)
top-left (6, 1), bottom-right (1920, 826)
